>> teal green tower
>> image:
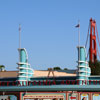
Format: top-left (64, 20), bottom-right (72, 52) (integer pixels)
top-left (17, 48), bottom-right (34, 84)
top-left (77, 46), bottom-right (91, 85)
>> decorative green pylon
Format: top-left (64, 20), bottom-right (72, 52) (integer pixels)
top-left (17, 48), bottom-right (34, 85)
top-left (77, 46), bottom-right (91, 85)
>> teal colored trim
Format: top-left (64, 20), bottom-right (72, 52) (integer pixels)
top-left (1, 85), bottom-right (100, 92)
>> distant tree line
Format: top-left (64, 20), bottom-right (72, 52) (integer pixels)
top-left (48, 66), bottom-right (68, 71)
top-left (1, 61), bottom-right (100, 75)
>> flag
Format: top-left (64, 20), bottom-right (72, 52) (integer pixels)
top-left (75, 24), bottom-right (80, 28)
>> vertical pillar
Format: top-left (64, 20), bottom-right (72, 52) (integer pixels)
top-left (77, 47), bottom-right (90, 85)
top-left (78, 92), bottom-right (80, 100)
top-left (89, 92), bottom-right (92, 100)
top-left (89, 18), bottom-right (97, 62)
top-left (66, 92), bottom-right (68, 100)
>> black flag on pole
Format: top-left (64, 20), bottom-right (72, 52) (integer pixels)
top-left (75, 24), bottom-right (80, 28)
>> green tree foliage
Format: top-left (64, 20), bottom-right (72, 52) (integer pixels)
top-left (64, 68), bottom-right (68, 70)
top-left (89, 61), bottom-right (100, 75)
top-left (0, 65), bottom-right (5, 71)
top-left (53, 67), bottom-right (61, 70)
top-left (52, 67), bottom-right (68, 71)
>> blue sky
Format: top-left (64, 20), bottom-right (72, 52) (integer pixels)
top-left (0, 0), bottom-right (100, 70)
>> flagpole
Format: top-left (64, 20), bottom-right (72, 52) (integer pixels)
top-left (19, 24), bottom-right (21, 49)
top-left (78, 20), bottom-right (80, 63)
top-left (19, 24), bottom-right (21, 62)
top-left (75, 20), bottom-right (80, 67)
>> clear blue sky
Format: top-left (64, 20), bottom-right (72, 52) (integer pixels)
top-left (0, 0), bottom-right (100, 70)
